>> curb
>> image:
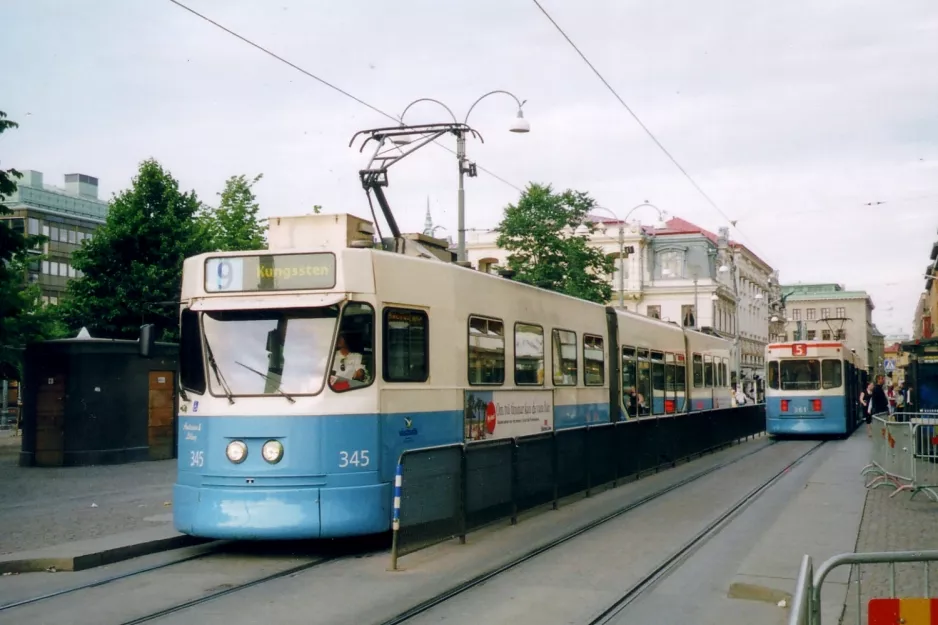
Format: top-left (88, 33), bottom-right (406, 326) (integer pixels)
top-left (0, 534), bottom-right (208, 574)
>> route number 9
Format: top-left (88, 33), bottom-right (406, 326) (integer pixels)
top-left (339, 450), bottom-right (370, 468)
top-left (215, 260), bottom-right (233, 291)
top-left (792, 343), bottom-right (807, 356)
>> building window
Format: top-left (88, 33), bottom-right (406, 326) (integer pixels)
top-left (807, 330), bottom-right (816, 340)
top-left (50, 226), bottom-right (59, 242)
top-left (68, 230), bottom-right (77, 244)
top-left (682, 305), bottom-right (696, 328)
top-left (820, 307), bottom-right (830, 319)
top-left (68, 265), bottom-right (77, 278)
top-left (41, 260), bottom-right (50, 274)
top-left (822, 330), bottom-right (831, 340)
top-left (835, 307), bottom-right (845, 318)
top-left (656, 250), bottom-right (684, 279)
top-left (27, 218), bottom-right (39, 235)
top-left (806, 308), bottom-right (816, 320)
top-left (41, 296), bottom-right (49, 305)
top-left (50, 296), bottom-right (58, 305)
top-left (647, 305), bottom-right (661, 319)
top-left (834, 329), bottom-right (846, 340)
top-left (791, 309), bottom-right (802, 321)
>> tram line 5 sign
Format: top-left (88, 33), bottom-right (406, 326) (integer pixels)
top-left (791, 343), bottom-right (808, 356)
top-left (204, 253), bottom-right (336, 292)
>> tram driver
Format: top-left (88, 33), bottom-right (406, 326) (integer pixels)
top-left (331, 333), bottom-right (369, 384)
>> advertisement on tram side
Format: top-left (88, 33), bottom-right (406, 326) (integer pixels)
top-left (463, 390), bottom-right (554, 442)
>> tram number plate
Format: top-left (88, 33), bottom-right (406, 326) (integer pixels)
top-left (339, 450), bottom-right (370, 468)
top-left (189, 450), bottom-right (205, 467)
top-left (791, 343), bottom-right (808, 356)
top-left (793, 406), bottom-right (808, 414)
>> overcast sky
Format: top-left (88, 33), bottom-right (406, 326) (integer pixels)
top-left (3, 0), bottom-right (936, 335)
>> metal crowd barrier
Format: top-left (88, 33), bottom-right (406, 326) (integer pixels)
top-left (788, 551), bottom-right (938, 625)
top-left (861, 413), bottom-right (938, 501)
top-left (389, 405), bottom-right (766, 569)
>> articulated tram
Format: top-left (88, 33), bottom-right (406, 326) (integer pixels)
top-left (173, 213), bottom-right (742, 540)
top-left (765, 341), bottom-right (865, 436)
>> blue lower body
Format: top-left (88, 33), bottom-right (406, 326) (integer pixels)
top-left (766, 395), bottom-right (852, 435)
top-left (174, 401), bottom-right (610, 540)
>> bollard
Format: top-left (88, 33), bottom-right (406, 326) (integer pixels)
top-left (389, 462), bottom-right (403, 571)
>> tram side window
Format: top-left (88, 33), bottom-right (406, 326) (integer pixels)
top-left (821, 359), bottom-right (843, 389)
top-left (637, 349), bottom-right (651, 416)
top-left (704, 355), bottom-right (714, 387)
top-left (693, 354), bottom-right (703, 388)
top-left (515, 323), bottom-right (544, 385)
top-left (780, 359), bottom-right (820, 391)
top-left (720, 359), bottom-right (728, 387)
top-left (767, 361), bottom-right (779, 389)
top-left (180, 309), bottom-right (206, 394)
top-left (330, 302), bottom-right (375, 393)
top-left (469, 316), bottom-right (505, 385)
top-left (651, 351), bottom-right (665, 415)
top-left (552, 329), bottom-right (578, 386)
top-left (622, 346), bottom-right (638, 416)
top-left (583, 335), bottom-right (605, 386)
top-left (383, 308), bottom-right (428, 383)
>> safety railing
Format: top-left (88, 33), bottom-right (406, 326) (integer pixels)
top-left (788, 550), bottom-right (938, 625)
top-left (861, 413), bottom-right (938, 501)
top-left (389, 405), bottom-right (766, 569)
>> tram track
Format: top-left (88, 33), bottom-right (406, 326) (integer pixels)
top-left (0, 544), bottom-right (225, 613)
top-left (376, 436), bottom-right (786, 625)
top-left (0, 536), bottom-right (383, 624)
top-left (586, 440), bottom-right (825, 625)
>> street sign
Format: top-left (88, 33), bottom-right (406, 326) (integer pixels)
top-left (884, 359), bottom-right (896, 372)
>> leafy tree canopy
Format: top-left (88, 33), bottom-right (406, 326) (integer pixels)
top-left (496, 183), bottom-right (614, 304)
top-left (199, 173), bottom-right (267, 251)
top-left (58, 159), bottom-right (213, 341)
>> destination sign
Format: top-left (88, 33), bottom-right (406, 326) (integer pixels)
top-left (204, 253), bottom-right (336, 293)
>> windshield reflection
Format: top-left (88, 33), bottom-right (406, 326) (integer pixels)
top-left (202, 306), bottom-right (340, 396)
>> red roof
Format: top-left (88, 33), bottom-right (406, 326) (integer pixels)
top-left (585, 214), bottom-right (771, 269)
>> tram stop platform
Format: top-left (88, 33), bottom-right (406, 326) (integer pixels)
top-left (726, 431), bottom-right (868, 624)
top-left (0, 433), bottom-right (192, 572)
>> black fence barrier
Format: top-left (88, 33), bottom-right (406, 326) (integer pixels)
top-left (391, 404), bottom-right (766, 567)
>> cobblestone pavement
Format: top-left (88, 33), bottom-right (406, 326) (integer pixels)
top-left (0, 431), bottom-right (176, 555)
top-left (839, 474), bottom-right (938, 625)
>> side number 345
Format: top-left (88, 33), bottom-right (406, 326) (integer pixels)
top-left (339, 450), bottom-right (370, 468)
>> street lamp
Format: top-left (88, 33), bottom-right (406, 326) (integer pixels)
top-left (397, 91), bottom-right (530, 264)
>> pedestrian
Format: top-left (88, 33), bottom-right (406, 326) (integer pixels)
top-left (869, 375), bottom-right (890, 434)
top-left (860, 382), bottom-right (873, 436)
top-left (887, 385), bottom-right (897, 417)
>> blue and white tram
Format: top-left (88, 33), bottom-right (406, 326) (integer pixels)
top-left (765, 341), bottom-right (864, 436)
top-left (173, 213), bottom-right (741, 540)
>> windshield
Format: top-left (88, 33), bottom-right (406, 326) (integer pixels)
top-left (779, 359), bottom-right (821, 391)
top-left (202, 306), bottom-right (340, 396)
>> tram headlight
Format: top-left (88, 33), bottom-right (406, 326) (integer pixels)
top-left (262, 440), bottom-right (284, 464)
top-left (226, 440), bottom-right (248, 464)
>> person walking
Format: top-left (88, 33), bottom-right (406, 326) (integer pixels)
top-left (869, 375), bottom-right (890, 435)
top-left (860, 382), bottom-right (873, 437)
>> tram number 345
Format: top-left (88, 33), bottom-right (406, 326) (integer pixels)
top-left (339, 450), bottom-right (370, 468)
top-left (190, 450), bottom-right (205, 467)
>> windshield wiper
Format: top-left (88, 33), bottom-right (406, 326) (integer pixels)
top-left (204, 339), bottom-right (235, 405)
top-left (234, 361), bottom-right (297, 403)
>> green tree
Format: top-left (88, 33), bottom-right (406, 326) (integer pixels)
top-left (58, 159), bottom-right (213, 341)
top-left (199, 174), bottom-right (267, 251)
top-left (496, 183), bottom-right (613, 304)
top-left (0, 111), bottom-right (67, 375)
